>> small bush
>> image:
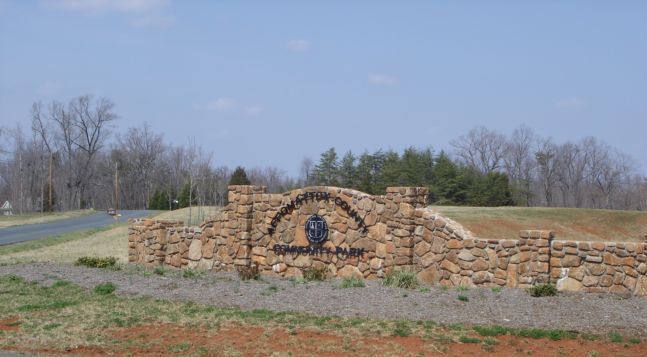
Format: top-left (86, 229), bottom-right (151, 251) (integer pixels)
top-left (303, 267), bottom-right (327, 281)
top-left (457, 294), bottom-right (469, 302)
top-left (94, 282), bottom-right (116, 295)
top-left (491, 286), bottom-right (502, 293)
top-left (528, 283), bottom-right (557, 297)
top-left (474, 325), bottom-right (511, 337)
top-left (392, 321), bottom-right (412, 337)
top-left (383, 270), bottom-right (418, 289)
top-left (628, 336), bottom-right (641, 344)
top-left (459, 336), bottom-right (481, 343)
top-left (609, 332), bottom-right (623, 343)
top-left (182, 269), bottom-right (202, 279)
top-left (75, 256), bottom-right (117, 269)
top-left (154, 267), bottom-right (166, 276)
top-left (237, 265), bottom-right (260, 280)
top-left (340, 278), bottom-right (365, 288)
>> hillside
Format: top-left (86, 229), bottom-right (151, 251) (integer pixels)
top-left (431, 206), bottom-right (647, 243)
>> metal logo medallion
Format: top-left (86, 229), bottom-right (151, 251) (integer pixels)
top-left (305, 215), bottom-right (328, 244)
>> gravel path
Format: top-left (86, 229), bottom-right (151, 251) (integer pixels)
top-left (1, 263), bottom-right (646, 336)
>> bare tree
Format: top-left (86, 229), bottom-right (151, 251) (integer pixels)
top-left (535, 138), bottom-right (559, 206)
top-left (503, 125), bottom-right (537, 206)
top-left (118, 123), bottom-right (164, 208)
top-left (451, 126), bottom-right (507, 174)
top-left (299, 157), bottom-right (314, 186)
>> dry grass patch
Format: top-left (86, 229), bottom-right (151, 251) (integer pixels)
top-left (0, 209), bottom-right (96, 228)
top-left (0, 224), bottom-right (128, 264)
top-left (432, 206), bottom-right (647, 242)
top-left (153, 206), bottom-right (220, 226)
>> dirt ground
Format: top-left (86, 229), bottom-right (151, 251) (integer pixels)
top-left (3, 322), bottom-right (645, 357)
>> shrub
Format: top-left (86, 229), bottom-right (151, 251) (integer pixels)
top-left (340, 278), bottom-right (365, 288)
top-left (459, 336), bottom-right (481, 343)
top-left (457, 294), bottom-right (469, 302)
top-left (94, 282), bottom-right (116, 295)
top-left (303, 267), bottom-right (327, 281)
top-left (237, 265), bottom-right (260, 280)
top-left (383, 270), bottom-right (418, 289)
top-left (75, 256), bottom-right (117, 269)
top-left (392, 321), bottom-right (412, 337)
top-left (154, 267), bottom-right (166, 276)
top-left (609, 332), bottom-right (623, 343)
top-left (528, 283), bottom-right (557, 297)
top-left (182, 269), bottom-right (202, 279)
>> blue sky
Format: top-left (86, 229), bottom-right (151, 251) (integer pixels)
top-left (1, 0), bottom-right (646, 176)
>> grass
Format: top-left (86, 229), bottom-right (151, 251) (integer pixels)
top-left (94, 282), bottom-right (117, 295)
top-left (0, 209), bottom-right (161, 265)
top-left (382, 270), bottom-right (418, 289)
top-left (459, 336), bottom-right (481, 343)
top-left (0, 209), bottom-right (96, 228)
top-left (0, 277), bottom-right (641, 354)
top-left (457, 294), bottom-right (469, 302)
top-left (431, 205), bottom-right (647, 242)
top-left (528, 283), bottom-right (557, 297)
top-left (153, 206), bottom-right (221, 226)
top-left (303, 267), bottom-right (327, 281)
top-left (75, 256), bottom-right (118, 269)
top-left (339, 277), bottom-right (365, 288)
top-left (609, 332), bottom-right (624, 343)
top-left (0, 226), bottom-right (116, 257)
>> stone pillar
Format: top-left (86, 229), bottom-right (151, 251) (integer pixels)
top-left (227, 185), bottom-right (267, 267)
top-left (518, 230), bottom-right (554, 286)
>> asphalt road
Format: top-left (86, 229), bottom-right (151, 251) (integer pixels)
top-left (0, 210), bottom-right (151, 246)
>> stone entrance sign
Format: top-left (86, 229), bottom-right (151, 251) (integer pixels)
top-left (129, 185), bottom-right (647, 295)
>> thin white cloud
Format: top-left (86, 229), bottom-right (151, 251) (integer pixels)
top-left (42, 0), bottom-right (169, 14)
top-left (129, 14), bottom-right (175, 28)
top-left (287, 39), bottom-right (310, 52)
top-left (206, 98), bottom-right (238, 112)
top-left (368, 73), bottom-right (399, 86)
top-left (245, 106), bottom-right (262, 116)
top-left (556, 98), bottom-right (586, 110)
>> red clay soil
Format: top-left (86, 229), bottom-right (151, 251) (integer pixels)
top-left (0, 316), bottom-right (20, 332)
top-left (6, 323), bottom-right (647, 357)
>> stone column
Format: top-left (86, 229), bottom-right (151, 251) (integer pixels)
top-left (518, 230), bottom-right (554, 286)
top-left (227, 185), bottom-right (267, 268)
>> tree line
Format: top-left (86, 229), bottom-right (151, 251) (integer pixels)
top-left (1, 95), bottom-right (646, 212)
top-left (304, 125), bottom-right (647, 209)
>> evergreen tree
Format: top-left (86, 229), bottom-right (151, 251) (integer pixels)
top-left (149, 190), bottom-right (170, 210)
top-left (355, 150), bottom-right (386, 194)
top-left (178, 182), bottom-right (197, 208)
top-left (430, 151), bottom-right (464, 204)
top-left (375, 150), bottom-right (402, 193)
top-left (229, 166), bottom-right (251, 185)
top-left (313, 147), bottom-right (340, 186)
top-left (339, 151), bottom-right (358, 188)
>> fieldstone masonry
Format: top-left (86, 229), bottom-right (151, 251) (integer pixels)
top-left (128, 185), bottom-right (647, 295)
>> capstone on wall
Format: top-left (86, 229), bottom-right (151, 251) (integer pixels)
top-left (128, 185), bottom-right (647, 296)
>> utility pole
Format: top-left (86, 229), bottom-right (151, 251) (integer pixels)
top-left (49, 152), bottom-right (52, 212)
top-left (114, 162), bottom-right (119, 212)
top-left (19, 151), bottom-right (23, 215)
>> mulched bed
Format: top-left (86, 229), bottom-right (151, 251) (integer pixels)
top-left (1, 262), bottom-right (645, 336)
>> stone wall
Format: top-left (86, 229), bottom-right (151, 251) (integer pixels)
top-left (128, 185), bottom-right (647, 295)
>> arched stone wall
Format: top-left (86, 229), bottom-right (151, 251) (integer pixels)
top-left (128, 185), bottom-right (647, 295)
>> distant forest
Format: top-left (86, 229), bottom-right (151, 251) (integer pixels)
top-left (1, 95), bottom-right (646, 212)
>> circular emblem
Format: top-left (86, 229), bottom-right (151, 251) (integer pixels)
top-left (305, 215), bottom-right (328, 244)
